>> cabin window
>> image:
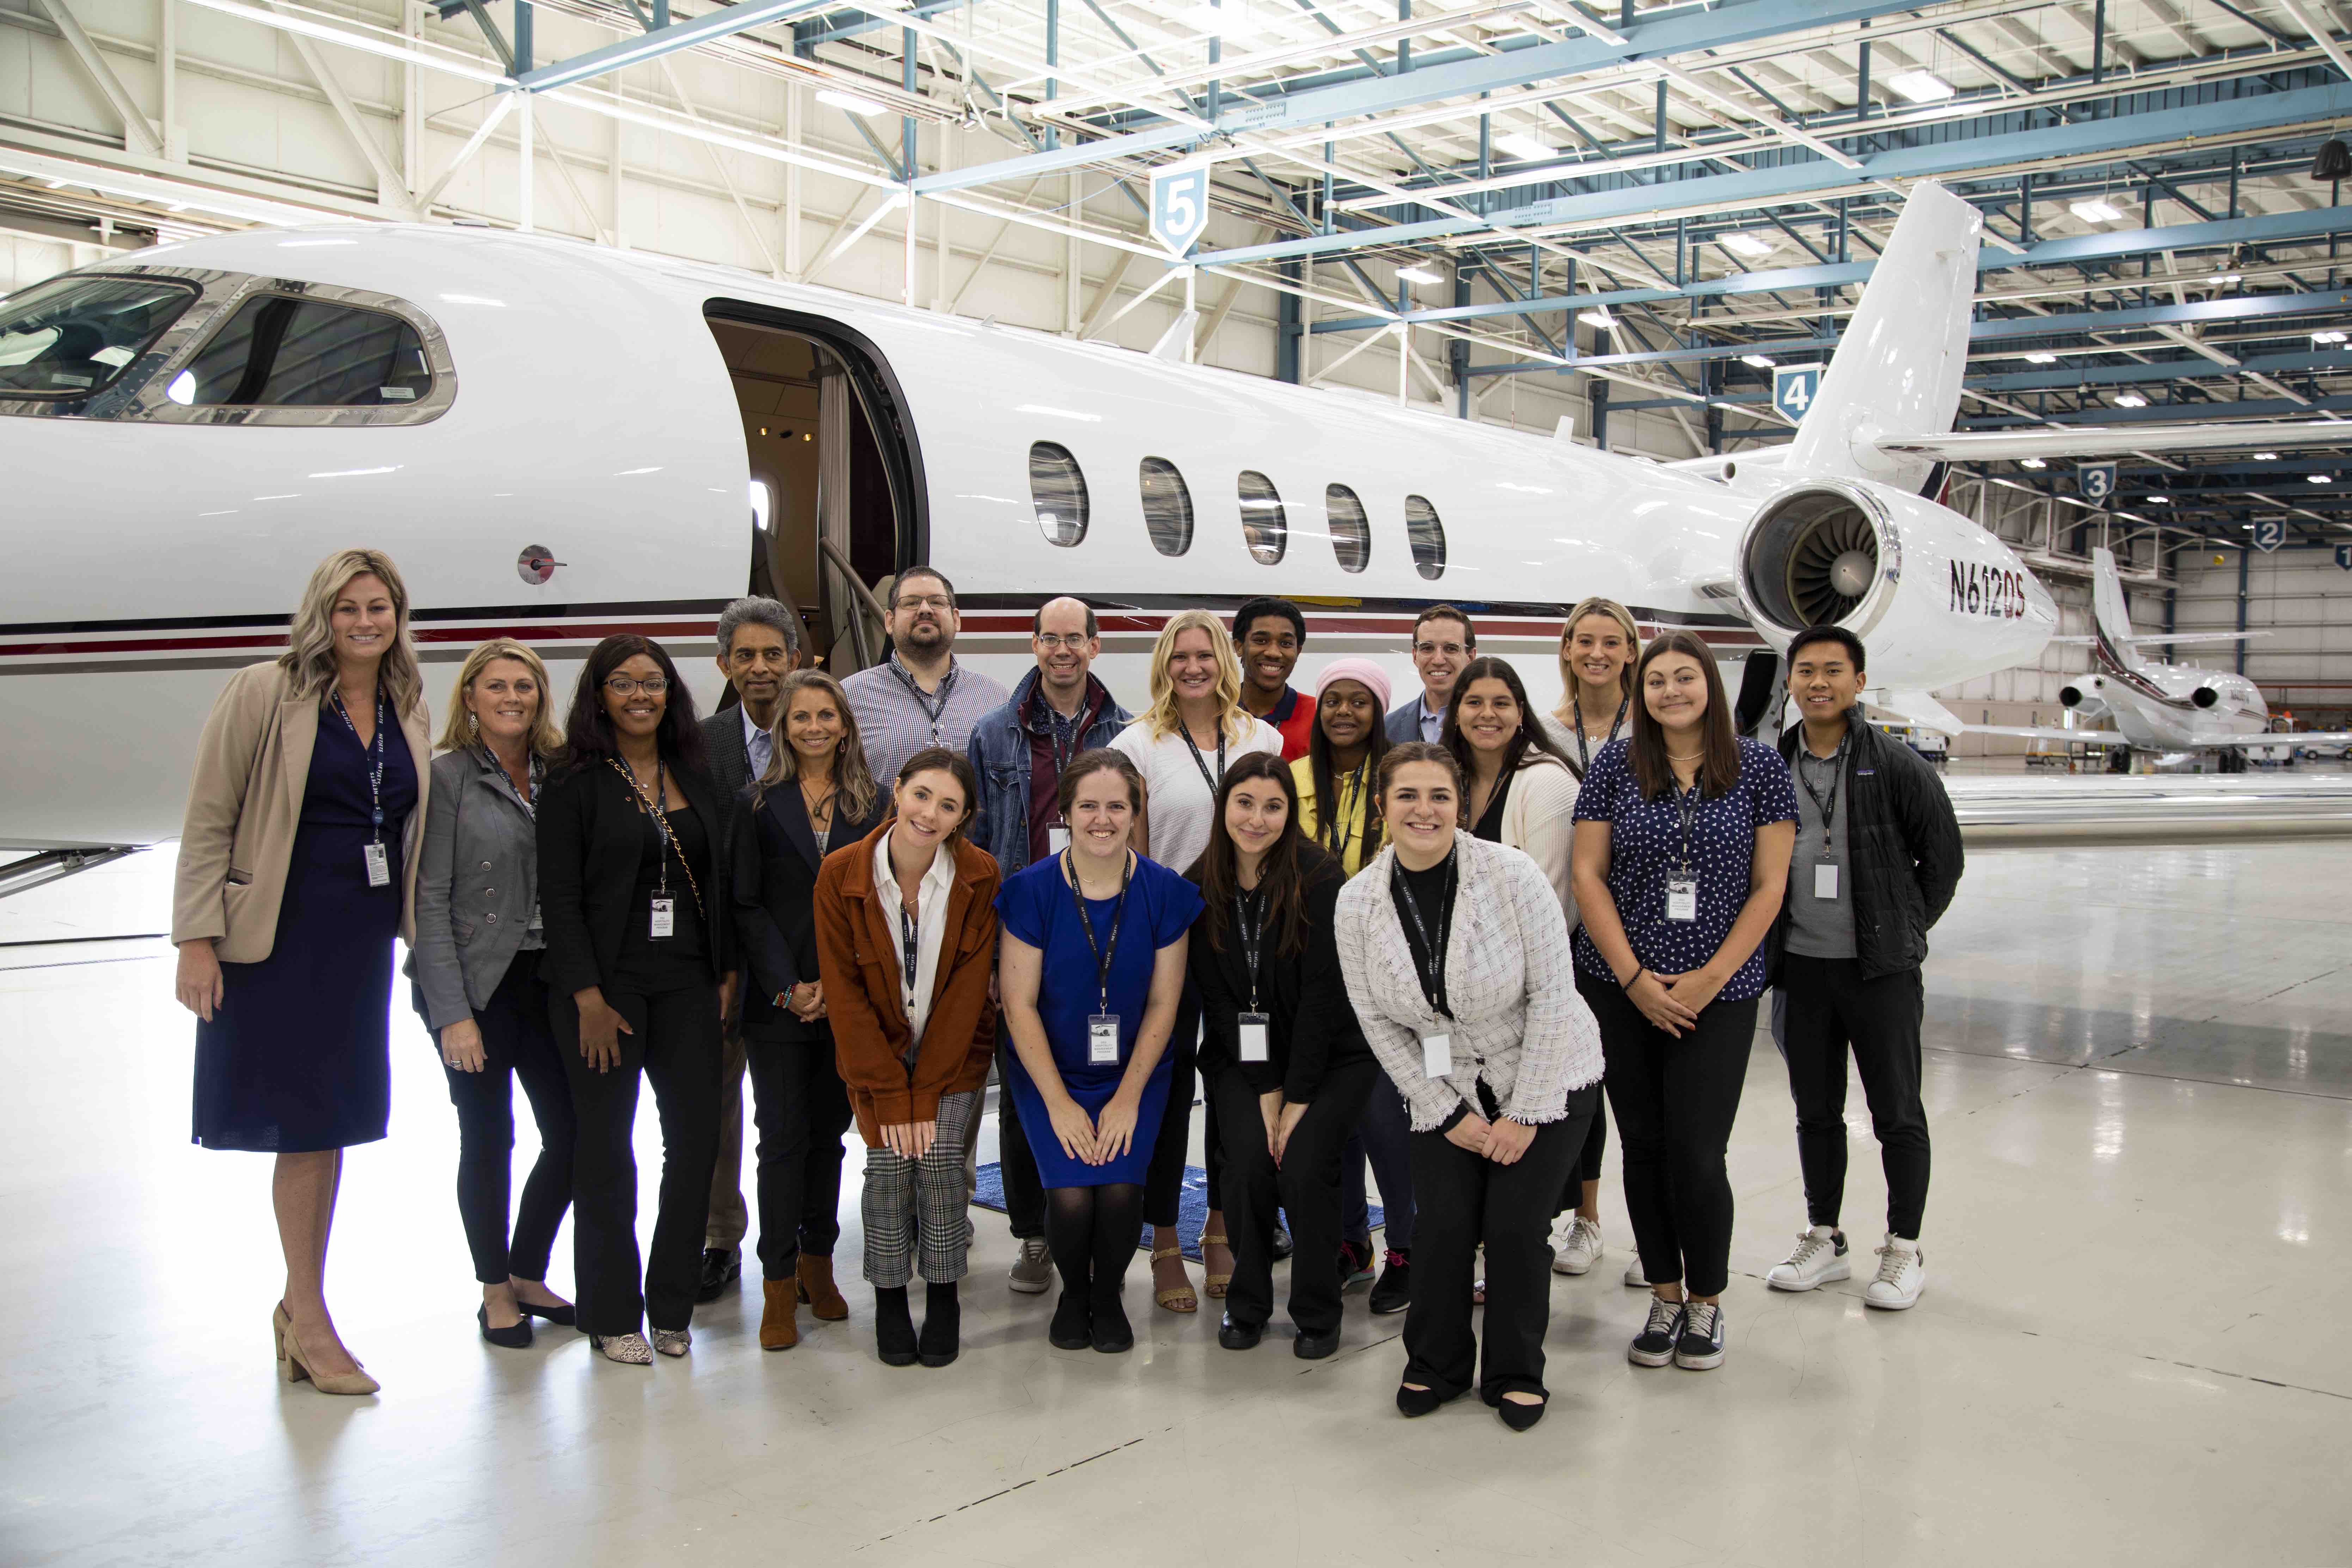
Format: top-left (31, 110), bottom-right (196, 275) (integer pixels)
top-left (1030, 441), bottom-right (1089, 547)
top-left (1405, 495), bottom-right (1446, 580)
top-left (1139, 457), bottom-right (1193, 557)
top-left (0, 274), bottom-right (197, 399)
top-left (1238, 470), bottom-right (1287, 565)
top-left (1327, 484), bottom-right (1371, 574)
top-left (171, 295), bottom-right (431, 407)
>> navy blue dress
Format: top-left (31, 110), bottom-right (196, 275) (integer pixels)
top-left (996, 853), bottom-right (1203, 1188)
top-left (192, 701), bottom-right (419, 1152)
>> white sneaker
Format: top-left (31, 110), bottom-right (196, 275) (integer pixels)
top-left (1551, 1215), bottom-right (1605, 1276)
top-left (1623, 1255), bottom-right (1649, 1288)
top-left (1864, 1235), bottom-right (1925, 1310)
top-left (1765, 1226), bottom-right (1851, 1292)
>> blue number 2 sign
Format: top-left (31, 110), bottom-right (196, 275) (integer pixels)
top-left (1150, 164), bottom-right (1211, 258)
top-left (2253, 517), bottom-right (2287, 553)
top-left (1772, 363), bottom-right (1823, 425)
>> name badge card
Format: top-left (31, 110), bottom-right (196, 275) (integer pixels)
top-left (1666, 878), bottom-right (1698, 922)
top-left (1420, 1031), bottom-right (1453, 1079)
top-left (1088, 1013), bottom-right (1121, 1066)
top-left (363, 842), bottom-right (390, 888)
top-left (650, 896), bottom-right (675, 939)
top-left (1237, 1012), bottom-right (1270, 1063)
top-left (1814, 862), bottom-right (1840, 900)
top-left (1048, 825), bottom-right (1072, 855)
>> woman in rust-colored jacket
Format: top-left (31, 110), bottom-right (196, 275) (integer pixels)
top-left (811, 747), bottom-right (1000, 1371)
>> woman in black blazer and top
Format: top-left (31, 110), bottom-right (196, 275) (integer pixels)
top-left (732, 669), bottom-right (889, 1351)
top-left (1187, 753), bottom-right (1378, 1360)
top-left (539, 634), bottom-right (735, 1366)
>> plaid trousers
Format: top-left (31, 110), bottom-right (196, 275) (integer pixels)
top-left (861, 1089), bottom-right (980, 1288)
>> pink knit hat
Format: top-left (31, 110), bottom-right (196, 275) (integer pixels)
top-left (1313, 657), bottom-right (1392, 710)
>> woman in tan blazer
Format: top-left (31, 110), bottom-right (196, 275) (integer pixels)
top-left (811, 748), bottom-right (1000, 1370)
top-left (172, 547), bottom-right (433, 1396)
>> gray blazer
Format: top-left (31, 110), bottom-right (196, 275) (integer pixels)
top-left (409, 746), bottom-right (543, 1033)
top-left (701, 705), bottom-right (752, 852)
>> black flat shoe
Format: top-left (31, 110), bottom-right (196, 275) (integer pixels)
top-left (1048, 1290), bottom-right (1092, 1350)
top-left (1217, 1313), bottom-right (1263, 1351)
top-left (918, 1283), bottom-right (960, 1368)
top-left (517, 1299), bottom-right (575, 1327)
top-left (1090, 1297), bottom-right (1134, 1354)
top-left (1292, 1327), bottom-right (1340, 1360)
top-left (696, 1247), bottom-right (741, 1304)
top-left (1395, 1383), bottom-right (1462, 1418)
top-left (1495, 1396), bottom-right (1547, 1432)
top-left (478, 1304), bottom-right (533, 1350)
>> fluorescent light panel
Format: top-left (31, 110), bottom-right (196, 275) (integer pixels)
top-left (2114, 392), bottom-right (2148, 407)
top-left (1740, 353), bottom-right (1774, 368)
top-left (816, 87), bottom-right (890, 116)
top-left (1886, 69), bottom-right (1954, 103)
top-left (1720, 231), bottom-right (1773, 258)
top-left (1494, 132), bottom-right (1553, 161)
top-left (2070, 198), bottom-right (2123, 223)
top-left (1395, 265), bottom-right (1443, 285)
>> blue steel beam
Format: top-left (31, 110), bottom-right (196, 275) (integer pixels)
top-left (511, 0), bottom-right (840, 91)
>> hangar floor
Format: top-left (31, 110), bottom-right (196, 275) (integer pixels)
top-left (2, 839), bottom-right (2346, 1566)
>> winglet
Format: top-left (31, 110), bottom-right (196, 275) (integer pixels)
top-left (1149, 310), bottom-right (1198, 363)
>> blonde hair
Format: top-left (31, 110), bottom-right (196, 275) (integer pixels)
top-left (752, 669), bottom-right (881, 824)
top-left (1140, 608), bottom-right (1252, 743)
top-left (435, 638), bottom-right (563, 756)
top-left (279, 548), bottom-right (424, 717)
top-left (1552, 596), bottom-right (1642, 724)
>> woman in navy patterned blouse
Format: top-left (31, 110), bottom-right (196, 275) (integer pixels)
top-left (1570, 630), bottom-right (1796, 1375)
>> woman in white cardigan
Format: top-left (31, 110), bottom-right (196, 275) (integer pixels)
top-left (1333, 742), bottom-right (1604, 1432)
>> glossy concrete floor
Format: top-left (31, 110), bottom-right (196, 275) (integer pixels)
top-left (2, 842), bottom-right (2347, 1567)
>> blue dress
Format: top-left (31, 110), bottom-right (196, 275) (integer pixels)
top-left (192, 700), bottom-right (418, 1152)
top-left (996, 853), bottom-right (1203, 1188)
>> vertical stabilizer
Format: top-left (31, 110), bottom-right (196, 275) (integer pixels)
top-left (2089, 547), bottom-right (2153, 675)
top-left (1786, 182), bottom-right (1981, 492)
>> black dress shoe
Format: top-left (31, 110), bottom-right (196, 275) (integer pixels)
top-left (1368, 1250), bottom-right (1411, 1316)
top-left (1090, 1296), bottom-right (1134, 1354)
top-left (517, 1299), bottom-right (575, 1327)
top-left (1217, 1313), bottom-right (1262, 1351)
top-left (478, 1304), bottom-right (533, 1350)
top-left (918, 1282), bottom-right (960, 1368)
top-left (1048, 1290), bottom-right (1092, 1350)
top-left (1292, 1326), bottom-right (1340, 1360)
top-left (1396, 1383), bottom-right (1462, 1418)
top-left (1270, 1225), bottom-right (1294, 1261)
top-left (874, 1286), bottom-right (919, 1367)
top-left (696, 1248), bottom-right (741, 1304)
top-left (1494, 1395), bottom-right (1547, 1432)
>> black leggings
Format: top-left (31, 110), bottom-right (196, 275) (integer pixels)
top-left (1580, 970), bottom-right (1756, 1299)
top-left (443, 954), bottom-right (575, 1285)
top-left (1044, 1183), bottom-right (1145, 1307)
top-left (1144, 986), bottom-right (1218, 1229)
top-left (1554, 1088), bottom-right (1610, 1217)
top-left (1212, 1058), bottom-right (1377, 1336)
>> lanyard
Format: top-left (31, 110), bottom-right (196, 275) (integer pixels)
top-left (898, 898), bottom-right (922, 1008)
top-left (1390, 849), bottom-right (1457, 1019)
top-left (1233, 885), bottom-right (1266, 1011)
top-left (1569, 692), bottom-right (1628, 778)
top-left (889, 655), bottom-right (959, 748)
top-left (1796, 732), bottom-right (1850, 848)
top-left (483, 745), bottom-right (542, 820)
top-left (1673, 780), bottom-right (1703, 877)
top-left (332, 688), bottom-right (388, 844)
top-left (1179, 723), bottom-right (1227, 800)
top-left (1063, 849), bottom-right (1134, 1014)
top-left (1325, 762), bottom-right (1367, 858)
top-left (610, 756), bottom-right (703, 917)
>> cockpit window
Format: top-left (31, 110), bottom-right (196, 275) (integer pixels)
top-left (170, 294), bottom-right (432, 408)
top-left (0, 275), bottom-right (198, 398)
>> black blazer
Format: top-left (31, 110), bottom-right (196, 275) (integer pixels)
top-left (1187, 846), bottom-right (1371, 1104)
top-left (538, 753), bottom-right (734, 998)
top-left (699, 707), bottom-right (753, 853)
top-left (732, 777), bottom-right (890, 1044)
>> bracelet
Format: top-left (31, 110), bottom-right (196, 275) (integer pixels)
top-left (1621, 966), bottom-right (1646, 991)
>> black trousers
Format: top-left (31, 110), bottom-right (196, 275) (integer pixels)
top-left (996, 1042), bottom-right (1046, 1240)
top-left (1341, 1076), bottom-right (1416, 1252)
top-left (1581, 972), bottom-right (1756, 1298)
top-left (1144, 985), bottom-right (1220, 1229)
top-left (1778, 955), bottom-right (1931, 1239)
top-left (555, 980), bottom-right (723, 1335)
top-left (745, 1031), bottom-right (852, 1277)
top-left (443, 954), bottom-right (575, 1285)
top-left (1553, 1088), bottom-right (1610, 1217)
top-left (1212, 1058), bottom-right (1378, 1336)
top-left (1403, 1085), bottom-right (1595, 1402)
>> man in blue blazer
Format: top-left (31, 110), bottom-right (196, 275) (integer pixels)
top-left (1386, 605), bottom-right (1477, 745)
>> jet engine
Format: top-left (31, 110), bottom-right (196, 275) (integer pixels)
top-left (2059, 679), bottom-right (2111, 721)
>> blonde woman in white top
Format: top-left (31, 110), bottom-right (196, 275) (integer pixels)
top-left (1108, 609), bottom-right (1282, 1310)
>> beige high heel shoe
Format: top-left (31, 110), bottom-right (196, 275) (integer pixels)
top-left (273, 1303), bottom-right (380, 1396)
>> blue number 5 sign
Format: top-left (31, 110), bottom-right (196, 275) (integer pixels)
top-left (1150, 165), bottom-right (1211, 257)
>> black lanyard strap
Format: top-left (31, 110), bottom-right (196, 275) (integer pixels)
top-left (1674, 780), bottom-right (1702, 877)
top-left (332, 687), bottom-right (389, 843)
top-left (610, 756), bottom-right (704, 917)
top-left (890, 656), bottom-right (959, 745)
top-left (1796, 731), bottom-right (1850, 847)
top-left (1326, 762), bottom-right (1366, 858)
top-left (1390, 848), bottom-right (1457, 1019)
top-left (1180, 723), bottom-right (1228, 800)
top-left (898, 899), bottom-right (922, 1003)
top-left (1569, 692), bottom-right (1627, 778)
top-left (1233, 886), bottom-right (1266, 1011)
top-left (1063, 849), bottom-right (1134, 1014)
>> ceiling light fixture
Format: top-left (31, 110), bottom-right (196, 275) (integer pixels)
top-left (2025, 351), bottom-right (2058, 364)
top-left (2070, 198), bottom-right (2123, 223)
top-left (2313, 330), bottom-right (2348, 345)
top-left (2145, 494), bottom-right (2170, 503)
top-left (1721, 232), bottom-right (1774, 258)
top-left (1174, 2), bottom-right (1261, 37)
top-left (1740, 353), bottom-right (1775, 369)
top-left (2310, 473), bottom-right (2333, 483)
top-left (1494, 132), bottom-right (1553, 161)
top-left (2209, 272), bottom-right (2243, 285)
top-left (2021, 457), bottom-right (2048, 469)
top-left (1886, 69), bottom-right (1955, 103)
top-left (2255, 452), bottom-right (2280, 460)
top-left (1582, 305), bottom-right (1615, 327)
top-left (817, 87), bottom-right (890, 116)
top-left (1396, 264), bottom-right (1443, 285)
top-left (2114, 392), bottom-right (2149, 407)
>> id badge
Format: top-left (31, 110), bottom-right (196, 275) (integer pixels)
top-left (1048, 825), bottom-right (1072, 855)
top-left (650, 896), bottom-right (675, 939)
top-left (362, 841), bottom-right (390, 888)
top-left (1813, 860), bottom-right (1840, 900)
top-left (1237, 1012), bottom-right (1271, 1064)
top-left (1420, 1031), bottom-right (1453, 1079)
top-left (1665, 878), bottom-right (1698, 922)
top-left (1088, 1013), bottom-right (1121, 1066)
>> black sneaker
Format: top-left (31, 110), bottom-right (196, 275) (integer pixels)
top-left (1368, 1249), bottom-right (1411, 1315)
top-left (696, 1247), bottom-right (741, 1304)
top-left (1673, 1301), bottom-right (1725, 1370)
top-left (1629, 1296), bottom-right (1684, 1367)
top-left (1337, 1238), bottom-right (1376, 1288)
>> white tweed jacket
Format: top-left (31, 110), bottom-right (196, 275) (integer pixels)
top-left (1333, 834), bottom-right (1604, 1133)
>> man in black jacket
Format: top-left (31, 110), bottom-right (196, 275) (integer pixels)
top-left (1762, 626), bottom-right (1963, 1312)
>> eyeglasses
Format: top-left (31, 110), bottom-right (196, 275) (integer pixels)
top-left (1034, 633), bottom-right (1094, 651)
top-left (604, 676), bottom-right (670, 696)
top-left (894, 594), bottom-right (954, 613)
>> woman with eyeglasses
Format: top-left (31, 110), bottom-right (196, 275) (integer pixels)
top-left (538, 636), bottom-right (736, 1366)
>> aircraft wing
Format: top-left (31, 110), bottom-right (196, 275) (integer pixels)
top-left (1875, 419), bottom-right (2352, 463)
top-left (2188, 732), bottom-right (2352, 749)
top-left (2046, 630), bottom-right (2268, 646)
top-left (1964, 725), bottom-right (2132, 747)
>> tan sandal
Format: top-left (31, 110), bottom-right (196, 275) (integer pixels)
top-left (1151, 1244), bottom-right (1198, 1313)
top-left (1199, 1231), bottom-right (1233, 1300)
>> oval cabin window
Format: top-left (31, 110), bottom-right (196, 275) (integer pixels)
top-left (1030, 441), bottom-right (1089, 547)
top-left (1405, 494), bottom-right (1446, 580)
top-left (1139, 457), bottom-right (1194, 557)
top-left (1238, 470), bottom-right (1287, 565)
top-left (1327, 484), bottom-right (1371, 574)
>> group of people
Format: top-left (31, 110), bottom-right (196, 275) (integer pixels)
top-left (173, 546), bottom-right (1963, 1429)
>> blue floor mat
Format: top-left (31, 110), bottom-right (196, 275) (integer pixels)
top-left (972, 1163), bottom-right (1381, 1262)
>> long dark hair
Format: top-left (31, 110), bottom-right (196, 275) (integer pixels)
top-left (1628, 630), bottom-right (1741, 801)
top-left (1306, 678), bottom-right (1389, 862)
top-left (891, 746), bottom-right (980, 844)
top-left (1440, 655), bottom-right (1571, 786)
top-left (556, 635), bottom-right (708, 776)
top-left (1194, 752), bottom-right (1311, 960)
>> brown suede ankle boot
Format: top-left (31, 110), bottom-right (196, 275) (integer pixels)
top-left (797, 1253), bottom-right (850, 1321)
top-left (759, 1279), bottom-right (800, 1350)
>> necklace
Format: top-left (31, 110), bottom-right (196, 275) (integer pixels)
top-left (1665, 747), bottom-right (1705, 762)
top-left (797, 773), bottom-right (836, 822)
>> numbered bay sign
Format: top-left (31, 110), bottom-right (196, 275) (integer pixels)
top-left (1150, 164), bottom-right (1212, 258)
top-left (2078, 463), bottom-right (2117, 505)
top-left (2253, 517), bottom-right (2287, 553)
top-left (1772, 362), bottom-right (1823, 425)
top-left (2334, 542), bottom-right (2352, 570)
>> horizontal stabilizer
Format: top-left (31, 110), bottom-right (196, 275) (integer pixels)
top-left (1865, 689), bottom-right (1966, 737)
top-left (2047, 630), bottom-right (2268, 647)
top-left (1878, 418), bottom-right (2352, 464)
